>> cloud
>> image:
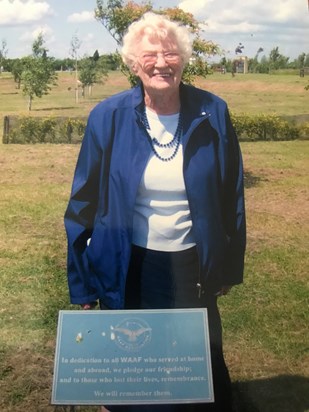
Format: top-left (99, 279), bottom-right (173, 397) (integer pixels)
top-left (178, 0), bottom-right (308, 30)
top-left (0, 0), bottom-right (53, 26)
top-left (177, 0), bottom-right (309, 58)
top-left (17, 24), bottom-right (55, 56)
top-left (19, 24), bottom-right (53, 42)
top-left (67, 11), bottom-right (95, 23)
top-left (178, 0), bottom-right (211, 19)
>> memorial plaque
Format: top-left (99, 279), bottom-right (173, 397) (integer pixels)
top-left (52, 309), bottom-right (213, 405)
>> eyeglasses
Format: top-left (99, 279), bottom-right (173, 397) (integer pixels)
top-left (139, 51), bottom-right (180, 64)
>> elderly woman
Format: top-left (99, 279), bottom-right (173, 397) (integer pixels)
top-left (65, 12), bottom-right (246, 412)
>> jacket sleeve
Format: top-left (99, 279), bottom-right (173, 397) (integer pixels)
top-left (64, 115), bottom-right (103, 304)
top-left (221, 106), bottom-right (246, 285)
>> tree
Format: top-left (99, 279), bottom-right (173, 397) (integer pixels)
top-left (297, 52), bottom-right (306, 68)
top-left (78, 54), bottom-right (108, 96)
top-left (95, 0), bottom-right (152, 45)
top-left (21, 33), bottom-right (57, 111)
top-left (259, 55), bottom-right (270, 73)
top-left (51, 57), bottom-right (75, 71)
top-left (70, 32), bottom-right (82, 103)
top-left (98, 53), bottom-right (119, 71)
top-left (269, 46), bottom-right (289, 71)
top-left (93, 49), bottom-right (100, 62)
top-left (0, 39), bottom-right (8, 74)
top-left (288, 52), bottom-right (309, 74)
top-left (11, 58), bottom-right (25, 89)
top-left (95, 0), bottom-right (219, 85)
top-left (247, 47), bottom-right (292, 74)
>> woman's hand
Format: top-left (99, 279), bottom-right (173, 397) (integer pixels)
top-left (215, 285), bottom-right (233, 297)
top-left (81, 302), bottom-right (97, 310)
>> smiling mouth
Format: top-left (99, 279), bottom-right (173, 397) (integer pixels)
top-left (153, 73), bottom-right (172, 78)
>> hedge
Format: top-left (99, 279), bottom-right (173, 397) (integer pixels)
top-left (2, 113), bottom-right (309, 144)
top-left (3, 116), bottom-right (87, 144)
top-left (230, 112), bottom-right (309, 141)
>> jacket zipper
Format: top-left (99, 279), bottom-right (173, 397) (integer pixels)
top-left (183, 111), bottom-right (212, 299)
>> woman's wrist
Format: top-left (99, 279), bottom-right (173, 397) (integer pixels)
top-left (80, 301), bottom-right (97, 310)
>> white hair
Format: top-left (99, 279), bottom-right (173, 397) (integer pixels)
top-left (121, 12), bottom-right (193, 69)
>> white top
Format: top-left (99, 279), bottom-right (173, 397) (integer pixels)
top-left (132, 108), bottom-right (196, 251)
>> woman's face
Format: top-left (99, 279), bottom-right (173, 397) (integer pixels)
top-left (133, 35), bottom-right (183, 95)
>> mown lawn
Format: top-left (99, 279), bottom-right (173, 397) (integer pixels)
top-left (0, 140), bottom-right (308, 411)
top-left (0, 70), bottom-right (308, 126)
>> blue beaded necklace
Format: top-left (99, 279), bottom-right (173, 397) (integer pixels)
top-left (143, 107), bottom-right (183, 162)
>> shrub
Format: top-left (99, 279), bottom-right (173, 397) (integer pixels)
top-left (19, 117), bottom-right (39, 143)
top-left (38, 118), bottom-right (57, 143)
top-left (2, 114), bottom-right (308, 144)
top-left (3, 116), bottom-right (87, 144)
top-left (299, 122), bottom-right (309, 139)
top-left (230, 112), bottom-right (302, 141)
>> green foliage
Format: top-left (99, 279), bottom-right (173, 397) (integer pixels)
top-left (269, 46), bottom-right (289, 71)
top-left (58, 118), bottom-right (86, 143)
top-left (230, 112), bottom-right (305, 141)
top-left (93, 49), bottom-right (100, 62)
top-left (78, 55), bottom-right (108, 91)
top-left (0, 38), bottom-right (8, 72)
top-left (95, 0), bottom-right (152, 45)
top-left (5, 116), bottom-right (86, 144)
top-left (21, 34), bottom-right (58, 111)
top-left (7, 117), bottom-right (56, 144)
top-left (70, 31), bottom-right (82, 61)
top-left (51, 57), bottom-right (75, 71)
top-left (21, 57), bottom-right (57, 98)
top-left (95, 0), bottom-right (219, 86)
top-left (32, 33), bottom-right (47, 58)
top-left (38, 118), bottom-right (57, 142)
top-left (4, 113), bottom-right (308, 144)
top-left (300, 122), bottom-right (309, 138)
top-left (110, 50), bottom-right (140, 86)
top-left (98, 53), bottom-right (119, 71)
top-left (16, 117), bottom-right (38, 143)
top-left (246, 48), bottom-right (309, 74)
top-left (11, 58), bottom-right (25, 88)
top-left (226, 46), bottom-right (303, 74)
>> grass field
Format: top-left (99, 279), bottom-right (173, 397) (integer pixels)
top-left (0, 70), bottom-right (308, 128)
top-left (0, 71), bottom-right (308, 411)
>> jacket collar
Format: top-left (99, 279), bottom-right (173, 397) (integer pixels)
top-left (132, 81), bottom-right (211, 113)
top-left (132, 82), bottom-right (212, 139)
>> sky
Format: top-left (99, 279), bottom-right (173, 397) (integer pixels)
top-left (0, 0), bottom-right (308, 62)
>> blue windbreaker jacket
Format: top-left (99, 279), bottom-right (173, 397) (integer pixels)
top-left (64, 83), bottom-right (246, 308)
